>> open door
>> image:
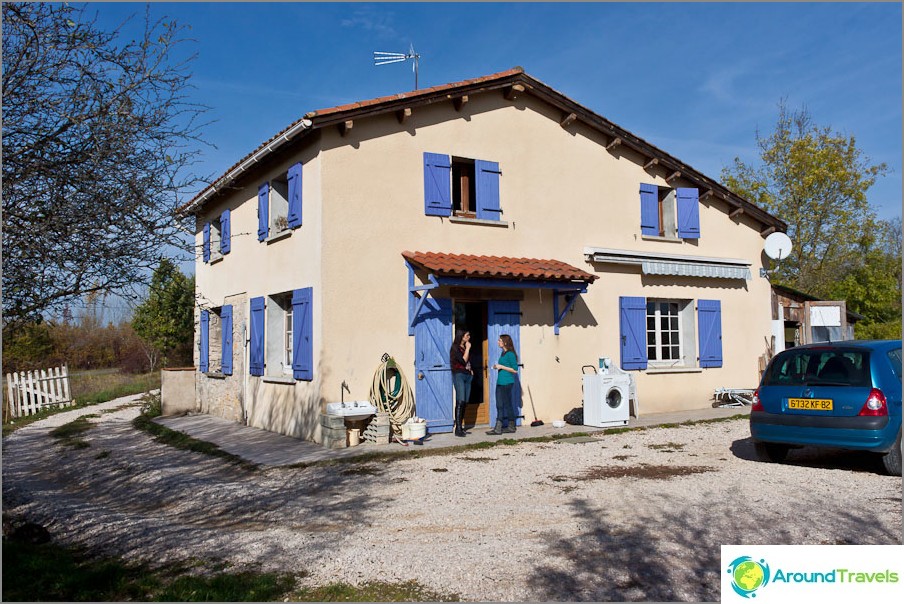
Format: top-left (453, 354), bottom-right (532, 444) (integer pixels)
top-left (487, 300), bottom-right (522, 427)
top-left (414, 297), bottom-right (454, 433)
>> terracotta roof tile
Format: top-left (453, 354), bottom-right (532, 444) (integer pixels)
top-left (402, 251), bottom-right (597, 283)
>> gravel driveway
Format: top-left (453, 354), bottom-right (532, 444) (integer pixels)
top-left (3, 394), bottom-right (901, 601)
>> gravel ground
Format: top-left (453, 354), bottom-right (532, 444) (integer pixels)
top-left (3, 394), bottom-right (902, 601)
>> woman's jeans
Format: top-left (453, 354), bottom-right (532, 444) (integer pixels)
top-left (496, 383), bottom-right (515, 427)
top-left (453, 372), bottom-right (473, 404)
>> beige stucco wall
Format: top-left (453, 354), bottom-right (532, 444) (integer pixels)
top-left (195, 90), bottom-right (773, 440)
top-left (160, 368), bottom-right (197, 415)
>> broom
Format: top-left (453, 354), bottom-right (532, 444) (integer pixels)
top-left (522, 363), bottom-right (543, 426)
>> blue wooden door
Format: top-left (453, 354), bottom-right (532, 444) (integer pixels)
top-left (414, 296), bottom-right (453, 433)
top-left (487, 300), bottom-right (522, 426)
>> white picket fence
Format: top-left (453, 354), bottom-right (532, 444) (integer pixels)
top-left (5, 365), bottom-right (73, 418)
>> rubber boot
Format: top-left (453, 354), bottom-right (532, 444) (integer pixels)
top-left (454, 402), bottom-right (465, 437)
top-left (503, 420), bottom-right (517, 434)
top-left (456, 402), bottom-right (469, 436)
top-left (486, 420), bottom-right (503, 435)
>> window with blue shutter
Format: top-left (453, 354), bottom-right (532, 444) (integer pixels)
top-left (619, 296), bottom-right (648, 370)
top-left (698, 299), bottom-right (723, 368)
top-left (220, 210), bottom-right (231, 254)
top-left (640, 184), bottom-right (659, 236)
top-left (291, 287), bottom-right (313, 381)
top-left (287, 162), bottom-right (302, 228)
top-left (249, 297), bottom-right (265, 376)
top-left (199, 310), bottom-right (209, 372)
top-left (424, 152), bottom-right (452, 217)
top-left (257, 183), bottom-right (269, 241)
top-left (202, 222), bottom-right (211, 263)
top-left (676, 188), bottom-right (700, 239)
top-left (221, 305), bottom-right (233, 375)
top-left (475, 160), bottom-right (502, 221)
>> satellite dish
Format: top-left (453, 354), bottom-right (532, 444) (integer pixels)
top-left (764, 232), bottom-right (793, 261)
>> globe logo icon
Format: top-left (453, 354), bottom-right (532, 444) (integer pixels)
top-left (727, 556), bottom-right (770, 598)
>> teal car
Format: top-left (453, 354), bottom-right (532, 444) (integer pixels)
top-left (749, 340), bottom-right (902, 475)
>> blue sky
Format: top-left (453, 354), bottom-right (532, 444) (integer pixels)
top-left (92, 2), bottom-right (901, 223)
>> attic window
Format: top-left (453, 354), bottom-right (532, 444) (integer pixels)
top-left (451, 157), bottom-right (477, 217)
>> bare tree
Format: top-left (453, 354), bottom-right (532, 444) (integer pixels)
top-left (2, 2), bottom-right (210, 327)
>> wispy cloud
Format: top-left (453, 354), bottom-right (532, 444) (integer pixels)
top-left (340, 7), bottom-right (398, 40)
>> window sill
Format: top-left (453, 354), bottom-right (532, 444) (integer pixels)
top-left (641, 235), bottom-right (683, 243)
top-left (209, 254), bottom-right (224, 265)
top-left (646, 367), bottom-right (703, 374)
top-left (265, 229), bottom-right (293, 244)
top-left (262, 375), bottom-right (296, 384)
top-left (449, 216), bottom-right (509, 228)
top-left (204, 372), bottom-right (227, 379)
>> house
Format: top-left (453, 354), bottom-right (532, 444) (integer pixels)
top-left (771, 284), bottom-right (861, 352)
top-left (177, 67), bottom-right (787, 443)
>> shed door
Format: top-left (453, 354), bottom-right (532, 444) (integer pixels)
top-left (414, 296), bottom-right (453, 433)
top-left (487, 300), bottom-right (522, 426)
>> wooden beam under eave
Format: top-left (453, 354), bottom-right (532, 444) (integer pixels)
top-left (666, 171), bottom-right (681, 183)
top-left (560, 112), bottom-right (577, 128)
top-left (729, 207), bottom-right (744, 219)
top-left (700, 189), bottom-right (714, 201)
top-left (504, 84), bottom-right (525, 101)
top-left (643, 158), bottom-right (659, 170)
top-left (605, 137), bottom-right (622, 151)
top-left (396, 108), bottom-right (412, 124)
top-left (338, 120), bottom-right (353, 137)
top-left (453, 95), bottom-right (468, 112)
top-left (760, 225), bottom-right (777, 236)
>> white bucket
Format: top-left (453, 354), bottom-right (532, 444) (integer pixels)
top-left (347, 428), bottom-right (361, 447)
top-left (401, 422), bottom-right (426, 440)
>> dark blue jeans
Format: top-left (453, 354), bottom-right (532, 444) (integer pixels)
top-left (453, 372), bottom-right (473, 404)
top-left (496, 383), bottom-right (515, 428)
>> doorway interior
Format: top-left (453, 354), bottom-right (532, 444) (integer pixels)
top-left (453, 300), bottom-right (489, 428)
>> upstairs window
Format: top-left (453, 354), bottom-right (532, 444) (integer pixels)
top-left (640, 184), bottom-right (700, 239)
top-left (258, 162), bottom-right (302, 241)
top-left (424, 152), bottom-right (501, 221)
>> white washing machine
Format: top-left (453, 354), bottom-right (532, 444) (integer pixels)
top-left (582, 369), bottom-right (631, 428)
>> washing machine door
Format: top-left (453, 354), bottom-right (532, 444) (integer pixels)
top-left (605, 385), bottom-right (624, 410)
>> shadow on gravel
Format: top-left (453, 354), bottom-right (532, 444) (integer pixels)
top-left (526, 471), bottom-right (900, 601)
top-left (731, 436), bottom-right (886, 474)
top-left (2, 417), bottom-right (396, 573)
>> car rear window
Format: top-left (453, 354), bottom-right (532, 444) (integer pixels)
top-left (762, 349), bottom-right (871, 387)
top-left (888, 348), bottom-right (902, 380)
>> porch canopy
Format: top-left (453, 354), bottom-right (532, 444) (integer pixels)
top-left (403, 251), bottom-right (597, 334)
top-left (583, 247), bottom-right (752, 280)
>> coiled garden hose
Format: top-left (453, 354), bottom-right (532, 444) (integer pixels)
top-left (369, 353), bottom-right (415, 435)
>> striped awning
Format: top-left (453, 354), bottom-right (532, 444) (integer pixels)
top-left (583, 247), bottom-right (752, 281)
top-left (641, 260), bottom-right (751, 280)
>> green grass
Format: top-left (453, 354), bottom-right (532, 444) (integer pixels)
top-left (49, 416), bottom-right (97, 449)
top-left (2, 536), bottom-right (458, 602)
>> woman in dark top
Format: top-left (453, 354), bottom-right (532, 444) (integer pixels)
top-left (450, 330), bottom-right (473, 437)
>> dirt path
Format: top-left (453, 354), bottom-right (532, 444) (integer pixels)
top-left (3, 394), bottom-right (901, 601)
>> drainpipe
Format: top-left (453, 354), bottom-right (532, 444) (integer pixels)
top-left (241, 320), bottom-right (249, 425)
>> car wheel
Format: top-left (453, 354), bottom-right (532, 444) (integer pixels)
top-left (754, 441), bottom-right (790, 463)
top-left (879, 430), bottom-right (902, 477)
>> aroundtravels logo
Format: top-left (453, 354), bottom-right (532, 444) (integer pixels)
top-left (726, 556), bottom-right (771, 598)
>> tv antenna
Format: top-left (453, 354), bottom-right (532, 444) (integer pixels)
top-left (374, 44), bottom-right (421, 90)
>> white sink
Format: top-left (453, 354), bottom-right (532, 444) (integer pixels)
top-left (326, 401), bottom-right (377, 421)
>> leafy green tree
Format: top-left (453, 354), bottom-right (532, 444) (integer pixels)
top-left (721, 102), bottom-right (888, 295)
top-left (132, 259), bottom-right (195, 369)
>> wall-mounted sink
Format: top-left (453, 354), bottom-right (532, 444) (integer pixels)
top-left (326, 400), bottom-right (377, 421)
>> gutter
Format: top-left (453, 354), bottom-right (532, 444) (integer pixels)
top-left (179, 117), bottom-right (313, 216)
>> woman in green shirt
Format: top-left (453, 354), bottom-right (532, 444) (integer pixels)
top-left (487, 334), bottom-right (519, 435)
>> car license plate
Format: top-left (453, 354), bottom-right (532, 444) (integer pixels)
top-left (788, 398), bottom-right (833, 411)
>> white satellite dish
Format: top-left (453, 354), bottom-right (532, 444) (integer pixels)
top-left (764, 232), bottom-right (793, 261)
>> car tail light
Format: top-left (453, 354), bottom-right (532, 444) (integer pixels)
top-left (751, 389), bottom-right (764, 412)
top-left (858, 388), bottom-right (888, 416)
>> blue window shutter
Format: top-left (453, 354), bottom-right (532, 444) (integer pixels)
top-left (640, 184), bottom-right (659, 236)
top-left (220, 210), bottom-right (231, 254)
top-left (423, 152), bottom-right (452, 217)
top-left (698, 299), bottom-right (723, 368)
top-left (249, 297), bottom-right (265, 376)
top-left (203, 222), bottom-right (211, 263)
top-left (292, 287), bottom-right (313, 380)
top-left (677, 188), bottom-right (701, 239)
top-left (221, 305), bottom-right (233, 375)
top-left (199, 310), bottom-right (209, 372)
top-left (287, 162), bottom-right (303, 228)
top-left (258, 183), bottom-right (269, 241)
top-left (619, 296), bottom-right (648, 370)
top-left (475, 160), bottom-right (502, 221)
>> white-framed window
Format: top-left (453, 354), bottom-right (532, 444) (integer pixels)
top-left (208, 307), bottom-right (223, 371)
top-left (646, 299), bottom-right (696, 367)
top-left (266, 292), bottom-right (293, 376)
top-left (210, 219), bottom-right (223, 260)
top-left (269, 176), bottom-right (290, 234)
